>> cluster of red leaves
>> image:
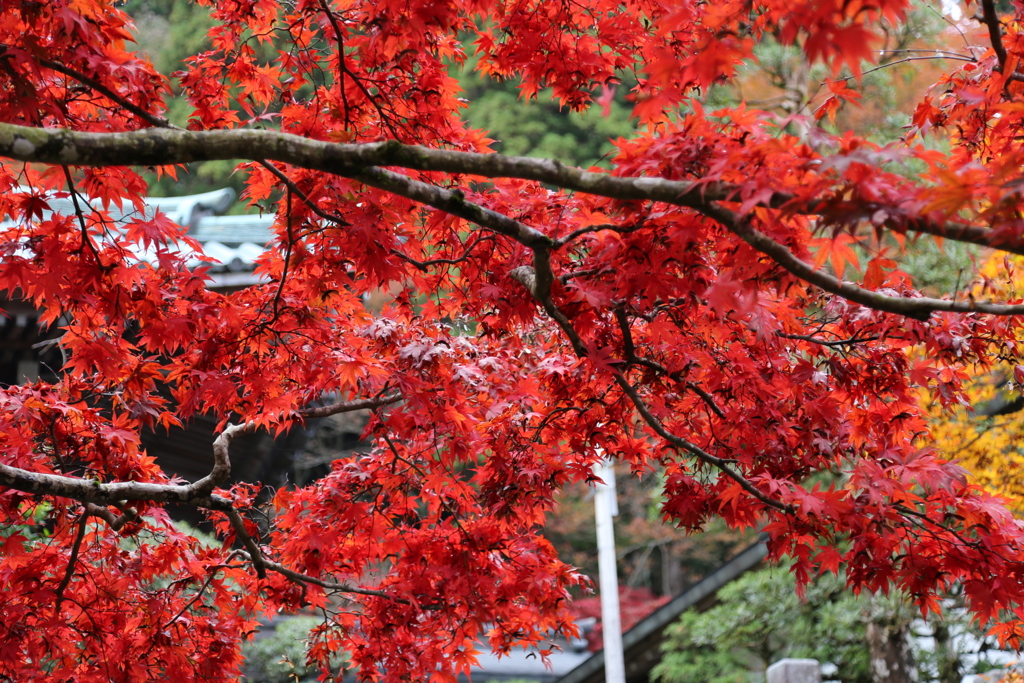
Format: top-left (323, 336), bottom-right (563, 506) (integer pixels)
top-left (572, 586), bottom-right (671, 651)
top-left (3, 0), bottom-right (1024, 681)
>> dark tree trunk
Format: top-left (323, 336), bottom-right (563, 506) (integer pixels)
top-left (866, 612), bottom-right (917, 683)
top-left (931, 620), bottom-right (962, 683)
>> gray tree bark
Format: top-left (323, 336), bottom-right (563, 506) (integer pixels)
top-left (866, 603), bottom-right (918, 683)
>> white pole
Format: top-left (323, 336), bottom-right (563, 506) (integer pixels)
top-left (594, 458), bottom-right (625, 683)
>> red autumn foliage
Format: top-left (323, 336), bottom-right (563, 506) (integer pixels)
top-left (572, 586), bottom-right (672, 651)
top-left (2, 0), bottom-right (1024, 681)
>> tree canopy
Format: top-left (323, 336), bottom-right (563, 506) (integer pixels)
top-left (4, 0), bottom-right (1024, 681)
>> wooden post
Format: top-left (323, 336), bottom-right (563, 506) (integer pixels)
top-left (594, 459), bottom-right (625, 683)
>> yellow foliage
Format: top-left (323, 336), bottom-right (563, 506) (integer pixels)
top-left (925, 255), bottom-right (1024, 511)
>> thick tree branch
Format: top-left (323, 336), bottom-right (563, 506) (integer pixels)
top-left (193, 421), bottom-right (250, 497)
top-left (85, 502), bottom-right (138, 531)
top-left (0, 392), bottom-right (397, 504)
top-left (0, 463), bottom-right (208, 505)
top-left (0, 122), bottom-right (1014, 256)
top-left (2, 123), bottom-right (1023, 316)
top-left (701, 202), bottom-right (1024, 320)
top-left (981, 0), bottom-right (1008, 71)
top-left (221, 505), bottom-right (266, 579)
top-left (0, 394), bottom-right (399, 586)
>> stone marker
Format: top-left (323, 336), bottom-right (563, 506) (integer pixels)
top-left (766, 659), bottom-right (821, 683)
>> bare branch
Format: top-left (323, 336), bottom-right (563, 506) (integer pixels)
top-left (0, 393), bottom-right (391, 507)
top-left (193, 421), bottom-right (252, 497)
top-left (254, 555), bottom-right (412, 602)
top-left (0, 424), bottom-right (243, 510)
top-left (297, 392), bottom-right (401, 419)
top-left (0, 121), bottom-right (1017, 254)
top-left (0, 462), bottom-right (204, 505)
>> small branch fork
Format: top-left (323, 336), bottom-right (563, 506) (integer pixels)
top-left (511, 254), bottom-right (792, 513)
top-left (4, 394), bottom-right (401, 596)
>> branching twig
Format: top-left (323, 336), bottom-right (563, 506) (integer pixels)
top-left (832, 54), bottom-right (977, 84)
top-left (38, 59), bottom-right (170, 128)
top-left (62, 165), bottom-right (103, 265)
top-left (610, 370), bottom-right (790, 512)
top-left (512, 254), bottom-right (789, 513)
top-left (162, 550), bottom-right (244, 629)
top-left (554, 220), bottom-right (647, 247)
top-left (55, 512), bottom-right (88, 607)
top-left (776, 332), bottom-right (881, 347)
top-left (255, 159), bottom-right (351, 226)
top-left (297, 392), bottom-right (401, 419)
top-left (318, 0), bottom-right (400, 138)
top-left (254, 555), bottom-right (415, 602)
top-left (391, 234), bottom-right (495, 272)
top-left (616, 307), bottom-right (727, 418)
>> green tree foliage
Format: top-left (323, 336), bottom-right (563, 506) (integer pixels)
top-left (653, 566), bottom-right (1004, 683)
top-left (126, 0), bottom-right (247, 197)
top-left (242, 616), bottom-right (348, 683)
top-left (458, 56), bottom-right (636, 168)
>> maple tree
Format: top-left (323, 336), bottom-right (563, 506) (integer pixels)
top-left (926, 252), bottom-right (1024, 510)
top-left (6, 0), bottom-right (1024, 680)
